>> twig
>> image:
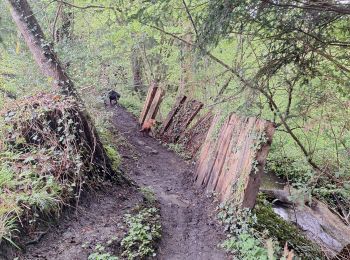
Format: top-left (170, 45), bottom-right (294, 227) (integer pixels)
top-left (54, 0), bottom-right (122, 12)
top-left (182, 0), bottom-right (198, 39)
top-left (25, 230), bottom-right (48, 246)
top-left (52, 1), bottom-right (63, 43)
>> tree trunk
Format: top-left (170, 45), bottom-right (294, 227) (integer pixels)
top-left (178, 28), bottom-right (193, 98)
top-left (8, 0), bottom-right (74, 96)
top-left (7, 0), bottom-right (114, 176)
top-left (52, 3), bottom-right (73, 43)
top-left (131, 46), bottom-right (144, 93)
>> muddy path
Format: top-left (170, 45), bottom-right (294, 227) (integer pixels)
top-left (15, 185), bottom-right (143, 260)
top-left (10, 105), bottom-right (226, 260)
top-left (112, 106), bottom-right (227, 260)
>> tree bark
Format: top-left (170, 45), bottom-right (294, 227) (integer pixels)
top-left (178, 26), bottom-right (193, 98)
top-left (7, 0), bottom-right (114, 176)
top-left (8, 0), bottom-right (74, 96)
top-left (131, 46), bottom-right (144, 92)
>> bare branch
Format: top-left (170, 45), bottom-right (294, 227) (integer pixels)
top-left (54, 0), bottom-right (122, 12)
top-left (182, 0), bottom-right (198, 38)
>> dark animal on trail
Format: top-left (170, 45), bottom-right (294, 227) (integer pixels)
top-left (108, 90), bottom-right (120, 105)
top-left (140, 119), bottom-right (156, 136)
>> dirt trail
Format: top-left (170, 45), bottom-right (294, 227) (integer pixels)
top-left (12, 106), bottom-right (226, 260)
top-left (113, 106), bottom-right (226, 260)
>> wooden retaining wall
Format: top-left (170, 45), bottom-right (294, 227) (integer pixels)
top-left (178, 112), bottom-right (213, 159)
top-left (195, 113), bottom-right (275, 208)
top-left (160, 96), bottom-right (203, 143)
top-left (139, 82), bottom-right (164, 126)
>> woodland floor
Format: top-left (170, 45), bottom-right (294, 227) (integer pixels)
top-left (14, 105), bottom-right (227, 260)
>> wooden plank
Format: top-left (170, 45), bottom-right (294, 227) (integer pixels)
top-left (218, 117), bottom-right (275, 206)
top-left (219, 117), bottom-right (256, 202)
top-left (139, 82), bottom-right (158, 125)
top-left (179, 112), bottom-right (213, 158)
top-left (195, 113), bottom-right (220, 186)
top-left (194, 113), bottom-right (275, 208)
top-left (161, 99), bottom-right (203, 143)
top-left (160, 95), bottom-right (187, 135)
top-left (180, 100), bottom-right (203, 130)
top-left (241, 120), bottom-right (275, 208)
top-left (143, 87), bottom-right (164, 125)
top-left (207, 115), bottom-right (238, 193)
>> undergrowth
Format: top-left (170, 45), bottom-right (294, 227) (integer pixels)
top-left (167, 143), bottom-right (191, 160)
top-left (88, 244), bottom-right (119, 260)
top-left (83, 186), bottom-right (161, 260)
top-left (118, 90), bottom-right (143, 117)
top-left (218, 196), bottom-right (322, 259)
top-left (121, 187), bottom-right (161, 260)
top-left (0, 93), bottom-right (115, 248)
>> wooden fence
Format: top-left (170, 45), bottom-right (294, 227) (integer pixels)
top-left (160, 96), bottom-right (203, 143)
top-left (195, 113), bottom-right (275, 208)
top-left (139, 82), bottom-right (164, 127)
top-left (139, 87), bottom-right (275, 208)
top-left (178, 112), bottom-right (213, 159)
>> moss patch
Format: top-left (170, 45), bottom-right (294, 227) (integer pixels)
top-left (253, 196), bottom-right (323, 259)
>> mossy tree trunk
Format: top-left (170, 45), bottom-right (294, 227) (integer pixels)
top-left (7, 0), bottom-right (114, 176)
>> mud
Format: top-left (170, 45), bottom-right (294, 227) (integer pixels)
top-left (7, 105), bottom-right (227, 260)
top-left (113, 105), bottom-right (227, 260)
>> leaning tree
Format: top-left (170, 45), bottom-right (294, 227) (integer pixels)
top-left (7, 0), bottom-right (114, 176)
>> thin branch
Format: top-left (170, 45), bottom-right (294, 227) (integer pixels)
top-left (52, 1), bottom-right (63, 43)
top-left (54, 0), bottom-right (122, 12)
top-left (213, 76), bottom-right (232, 102)
top-left (182, 0), bottom-right (198, 39)
top-left (265, 0), bottom-right (350, 15)
top-left (146, 23), bottom-right (322, 172)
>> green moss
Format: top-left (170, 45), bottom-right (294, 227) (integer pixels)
top-left (104, 145), bottom-right (121, 171)
top-left (253, 197), bottom-right (323, 259)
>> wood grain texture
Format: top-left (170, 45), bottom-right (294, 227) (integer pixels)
top-left (179, 112), bottom-right (213, 159)
top-left (139, 82), bottom-right (158, 125)
top-left (195, 113), bottom-right (275, 208)
top-left (161, 97), bottom-right (203, 143)
top-left (143, 87), bottom-right (164, 127)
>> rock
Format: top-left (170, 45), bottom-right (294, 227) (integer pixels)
top-left (144, 145), bottom-right (158, 155)
top-left (272, 199), bottom-right (350, 258)
top-left (151, 149), bottom-right (158, 155)
top-left (136, 140), bottom-right (145, 146)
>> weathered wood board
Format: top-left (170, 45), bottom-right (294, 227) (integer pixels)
top-left (143, 88), bottom-right (164, 125)
top-left (139, 82), bottom-right (158, 125)
top-left (139, 82), bottom-right (164, 127)
top-left (178, 112), bottom-right (213, 159)
top-left (160, 96), bottom-right (203, 143)
top-left (160, 95), bottom-right (187, 135)
top-left (195, 113), bottom-right (275, 208)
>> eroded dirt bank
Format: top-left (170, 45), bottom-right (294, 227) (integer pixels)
top-left (11, 105), bottom-right (226, 260)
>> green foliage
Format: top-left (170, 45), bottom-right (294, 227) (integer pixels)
top-left (0, 213), bottom-right (20, 249)
top-left (121, 206), bottom-right (161, 259)
top-left (253, 196), bottom-right (322, 259)
top-left (218, 203), bottom-right (278, 259)
top-left (218, 197), bottom-right (323, 259)
top-left (139, 186), bottom-right (156, 204)
top-left (266, 147), bottom-right (314, 184)
top-left (88, 244), bottom-right (118, 260)
top-left (118, 91), bottom-right (143, 117)
top-left (222, 233), bottom-right (272, 260)
top-left (0, 165), bottom-right (15, 189)
top-left (0, 93), bottom-right (115, 247)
